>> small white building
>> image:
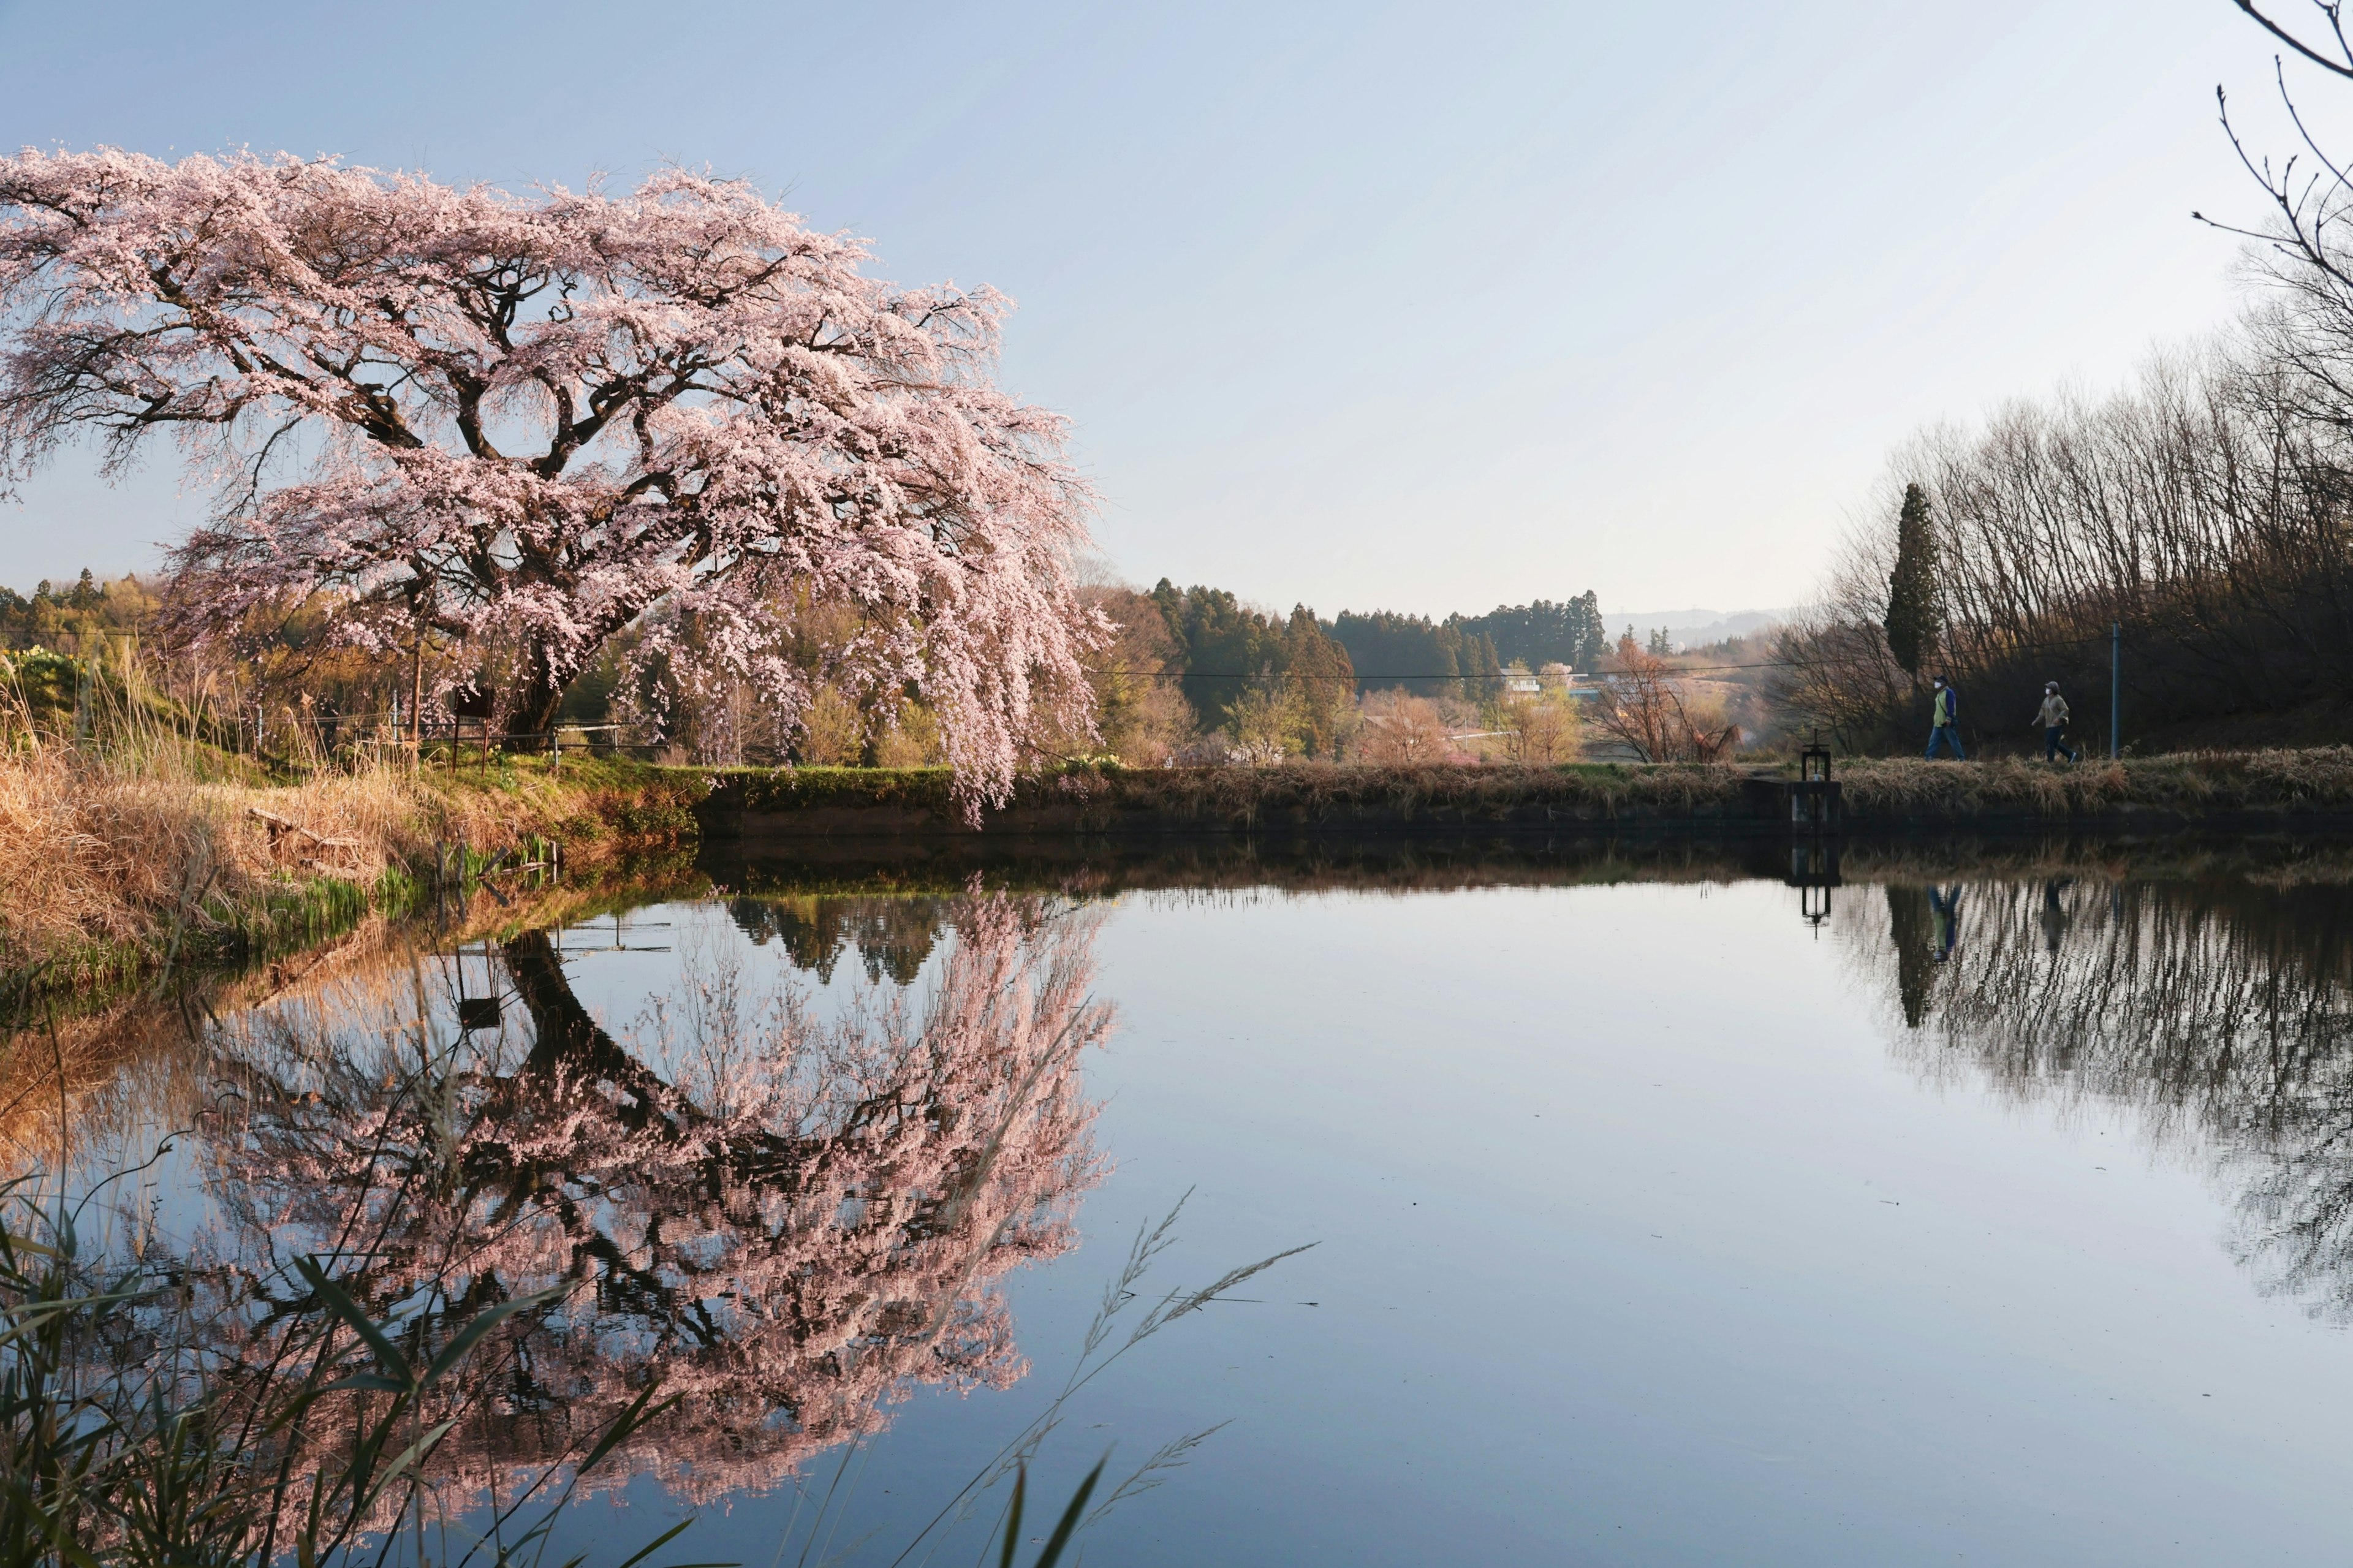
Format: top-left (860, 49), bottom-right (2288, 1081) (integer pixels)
top-left (1539, 662), bottom-right (1599, 699)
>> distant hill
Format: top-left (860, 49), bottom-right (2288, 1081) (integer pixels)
top-left (1608, 608), bottom-right (1791, 647)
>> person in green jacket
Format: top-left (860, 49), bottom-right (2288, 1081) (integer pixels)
top-left (1924, 675), bottom-right (1965, 760)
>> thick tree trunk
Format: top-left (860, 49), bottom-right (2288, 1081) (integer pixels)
top-left (511, 642), bottom-right (569, 740)
top-left (504, 929), bottom-right (690, 1142)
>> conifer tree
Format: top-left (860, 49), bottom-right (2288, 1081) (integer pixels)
top-left (1883, 483), bottom-right (1941, 680)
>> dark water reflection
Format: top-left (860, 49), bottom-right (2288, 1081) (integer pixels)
top-left (723, 893), bottom-right (947, 985)
top-left (32, 839), bottom-right (2353, 1562)
top-left (1866, 873), bottom-right (2353, 1319)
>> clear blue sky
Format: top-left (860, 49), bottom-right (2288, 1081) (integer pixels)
top-left (0, 0), bottom-right (2316, 618)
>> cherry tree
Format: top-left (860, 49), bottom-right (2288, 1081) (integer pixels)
top-left (0, 148), bottom-right (1099, 801)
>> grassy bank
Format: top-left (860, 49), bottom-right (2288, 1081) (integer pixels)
top-left (706, 760), bottom-right (1756, 828)
top-left (1833, 749), bottom-right (2353, 821)
top-left (703, 752), bottom-right (2353, 835)
top-left (0, 744), bottom-right (707, 1002)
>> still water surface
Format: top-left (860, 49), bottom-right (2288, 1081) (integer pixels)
top-left (56, 853), bottom-right (2353, 1564)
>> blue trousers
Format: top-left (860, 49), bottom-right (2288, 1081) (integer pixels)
top-left (1925, 725), bottom-right (1965, 760)
top-left (2044, 726), bottom-right (2078, 762)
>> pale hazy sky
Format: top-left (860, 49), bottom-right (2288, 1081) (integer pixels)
top-left (0, 1), bottom-right (2323, 618)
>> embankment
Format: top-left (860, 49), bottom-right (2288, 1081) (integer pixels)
top-left (23, 747), bottom-right (2353, 1008)
top-left (697, 752), bottom-right (2353, 843)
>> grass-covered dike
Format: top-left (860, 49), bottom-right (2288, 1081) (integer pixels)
top-left (21, 746), bottom-right (2353, 1007)
top-left (702, 751), bottom-right (2353, 836)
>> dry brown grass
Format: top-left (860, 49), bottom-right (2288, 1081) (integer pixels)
top-left (1837, 748), bottom-right (2353, 817)
top-left (719, 751), bottom-right (2353, 835)
top-left (0, 738), bottom-right (703, 988)
top-left (721, 760), bottom-right (1755, 825)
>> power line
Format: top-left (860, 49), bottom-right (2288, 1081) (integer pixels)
top-left (1088, 628), bottom-right (2123, 681)
top-left (1084, 668), bottom-right (1777, 680)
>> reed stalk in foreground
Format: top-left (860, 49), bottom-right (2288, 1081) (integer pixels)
top-left (0, 1168), bottom-right (684, 1568)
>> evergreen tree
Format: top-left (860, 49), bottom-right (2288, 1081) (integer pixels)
top-left (1148, 580), bottom-right (1353, 738)
top-left (1281, 605), bottom-right (1355, 757)
top-left (1447, 591), bottom-right (1608, 671)
top-left (1457, 629), bottom-right (1503, 701)
top-left (1883, 482), bottom-right (1941, 680)
top-left (1147, 579), bottom-right (1283, 729)
top-left (1327, 609), bottom-right (1461, 698)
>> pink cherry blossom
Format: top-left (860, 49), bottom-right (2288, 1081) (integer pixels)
top-left (0, 149), bottom-right (1102, 808)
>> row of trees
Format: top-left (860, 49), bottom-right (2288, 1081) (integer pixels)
top-left (1449, 593), bottom-right (1610, 673)
top-left (1325, 610), bottom-right (1502, 700)
top-left (1142, 581), bottom-right (1355, 750)
top-left (1083, 585), bottom-right (1625, 765)
top-left (1320, 594), bottom-right (1609, 701)
top-left (0, 562), bottom-right (1699, 768)
top-left (1775, 3), bottom-right (2353, 752)
top-left (1771, 349), bottom-right (2353, 750)
top-left (0, 569), bottom-right (135, 646)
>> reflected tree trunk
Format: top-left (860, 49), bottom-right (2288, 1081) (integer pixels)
top-left (91, 893), bottom-right (1116, 1525)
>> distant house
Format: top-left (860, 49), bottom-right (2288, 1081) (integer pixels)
top-left (1539, 662), bottom-right (1599, 699)
top-left (1499, 663), bottom-right (1601, 699)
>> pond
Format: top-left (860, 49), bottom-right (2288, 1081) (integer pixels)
top-left (29, 840), bottom-right (2353, 1566)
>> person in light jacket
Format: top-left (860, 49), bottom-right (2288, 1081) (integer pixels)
top-left (2036, 681), bottom-right (2080, 763)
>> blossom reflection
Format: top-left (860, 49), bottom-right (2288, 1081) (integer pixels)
top-left (185, 892), bottom-right (1108, 1509)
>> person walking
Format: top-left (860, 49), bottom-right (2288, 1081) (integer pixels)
top-left (1925, 675), bottom-right (1965, 760)
top-left (2040, 877), bottom-right (2074, 953)
top-left (2036, 681), bottom-right (2080, 763)
top-left (1928, 884), bottom-right (1963, 962)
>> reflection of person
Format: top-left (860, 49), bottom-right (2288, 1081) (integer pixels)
top-left (2036, 683), bottom-right (2080, 763)
top-left (2039, 878), bottom-right (2073, 953)
top-left (1925, 676), bottom-right (1966, 759)
top-left (1928, 885), bottom-right (1962, 961)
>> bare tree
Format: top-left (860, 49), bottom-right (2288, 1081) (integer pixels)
top-left (1496, 691), bottom-right (1583, 763)
top-left (1594, 646), bottom-right (1739, 762)
top-left (1352, 689), bottom-right (1450, 763)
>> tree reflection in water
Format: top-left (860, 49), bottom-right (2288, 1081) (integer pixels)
top-left (152, 891), bottom-right (1108, 1518)
top-left (1854, 875), bottom-right (2353, 1316)
top-left (725, 894), bottom-right (948, 986)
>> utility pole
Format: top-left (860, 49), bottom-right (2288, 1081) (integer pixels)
top-left (2109, 621), bottom-right (2121, 760)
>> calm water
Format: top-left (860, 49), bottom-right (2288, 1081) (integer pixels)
top-left (45, 846), bottom-right (2353, 1564)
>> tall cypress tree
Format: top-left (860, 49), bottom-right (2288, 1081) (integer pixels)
top-left (1882, 483), bottom-right (1940, 680)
